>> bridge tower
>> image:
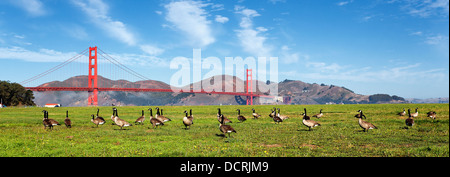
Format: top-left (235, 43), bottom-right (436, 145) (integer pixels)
top-left (88, 46), bottom-right (98, 106)
top-left (246, 69), bottom-right (253, 105)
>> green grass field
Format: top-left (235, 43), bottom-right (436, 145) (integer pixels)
top-left (0, 104), bottom-right (448, 157)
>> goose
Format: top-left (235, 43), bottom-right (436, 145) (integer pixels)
top-left (44, 110), bottom-right (61, 127)
top-left (96, 108), bottom-right (106, 123)
top-left (405, 109), bottom-right (415, 128)
top-left (64, 110), bottom-right (72, 128)
top-left (355, 110), bottom-right (377, 132)
top-left (271, 110), bottom-right (283, 124)
top-left (411, 108), bottom-right (419, 118)
top-left (42, 110), bottom-right (53, 130)
top-left (354, 110), bottom-right (367, 119)
top-left (135, 110), bottom-right (145, 125)
top-left (236, 109), bottom-right (247, 123)
top-left (112, 108), bottom-right (133, 130)
top-left (217, 108), bottom-right (232, 124)
top-left (218, 110), bottom-right (236, 138)
top-left (251, 108), bottom-right (261, 119)
top-left (91, 114), bottom-right (106, 128)
top-left (148, 108), bottom-right (164, 129)
top-left (312, 109), bottom-right (324, 119)
top-left (182, 110), bottom-right (194, 130)
top-left (269, 107), bottom-right (276, 118)
top-left (397, 108), bottom-right (406, 116)
top-left (155, 107), bottom-right (171, 123)
top-left (426, 111), bottom-right (437, 122)
top-left (277, 108), bottom-right (289, 120)
top-left (302, 108), bottom-right (321, 131)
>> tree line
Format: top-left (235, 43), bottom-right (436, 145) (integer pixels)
top-left (0, 81), bottom-right (35, 106)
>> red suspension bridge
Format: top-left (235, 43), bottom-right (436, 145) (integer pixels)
top-left (22, 47), bottom-right (268, 106)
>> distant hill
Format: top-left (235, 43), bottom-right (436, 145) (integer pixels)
top-left (406, 97), bottom-right (449, 104)
top-left (32, 75), bottom-right (409, 106)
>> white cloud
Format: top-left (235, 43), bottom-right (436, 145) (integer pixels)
top-left (139, 44), bottom-right (164, 56)
top-left (164, 0), bottom-right (215, 47)
top-left (425, 34), bottom-right (449, 45)
top-left (0, 46), bottom-right (80, 63)
top-left (10, 0), bottom-right (46, 17)
top-left (337, 1), bottom-right (354, 6)
top-left (72, 0), bottom-right (137, 46)
top-left (215, 15), bottom-right (229, 23)
top-left (235, 6), bottom-right (273, 57)
top-left (403, 0), bottom-right (449, 17)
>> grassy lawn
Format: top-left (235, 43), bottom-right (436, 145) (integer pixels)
top-left (0, 103), bottom-right (448, 157)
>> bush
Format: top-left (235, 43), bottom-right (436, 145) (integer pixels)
top-left (0, 81), bottom-right (35, 106)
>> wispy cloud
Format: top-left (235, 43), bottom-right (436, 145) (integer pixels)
top-left (72, 0), bottom-right (163, 57)
top-left (10, 0), bottom-right (46, 17)
top-left (402, 0), bottom-right (449, 17)
top-left (215, 15), bottom-right (229, 23)
top-left (235, 6), bottom-right (273, 57)
top-left (72, 0), bottom-right (137, 46)
top-left (337, 0), bottom-right (354, 6)
top-left (164, 0), bottom-right (215, 47)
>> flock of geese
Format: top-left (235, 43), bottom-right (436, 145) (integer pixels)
top-left (41, 107), bottom-right (439, 137)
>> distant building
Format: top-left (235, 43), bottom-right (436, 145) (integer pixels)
top-left (44, 103), bottom-right (61, 108)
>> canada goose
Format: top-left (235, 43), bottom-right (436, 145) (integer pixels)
top-left (112, 108), bottom-right (133, 130)
top-left (91, 114), bottom-right (106, 127)
top-left (426, 111), bottom-right (437, 122)
top-left (271, 110), bottom-right (283, 124)
top-left (219, 110), bottom-right (236, 138)
top-left (269, 107), bottom-right (276, 118)
top-left (251, 108), bottom-right (261, 119)
top-left (355, 110), bottom-right (377, 132)
top-left (64, 110), bottom-right (72, 128)
top-left (149, 108), bottom-right (164, 129)
top-left (96, 108), bottom-right (106, 123)
top-left (155, 107), bottom-right (171, 123)
top-left (411, 108), bottom-right (419, 118)
top-left (312, 109), bottom-right (323, 119)
top-left (354, 110), bottom-right (367, 119)
top-left (44, 110), bottom-right (61, 127)
top-left (302, 108), bottom-right (321, 131)
top-left (397, 108), bottom-right (406, 116)
top-left (236, 109), bottom-right (247, 123)
top-left (405, 109), bottom-right (415, 128)
top-left (135, 110), bottom-right (145, 125)
top-left (42, 110), bottom-right (53, 130)
top-left (217, 108), bottom-right (232, 124)
top-left (183, 110), bottom-right (194, 130)
top-left (277, 108), bottom-right (289, 120)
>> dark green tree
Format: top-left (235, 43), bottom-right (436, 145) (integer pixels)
top-left (0, 81), bottom-right (35, 106)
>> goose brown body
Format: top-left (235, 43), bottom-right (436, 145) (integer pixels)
top-left (135, 110), bottom-right (145, 125)
top-left (355, 110), bottom-right (377, 132)
top-left (405, 109), bottom-right (415, 127)
top-left (64, 110), bottom-right (72, 128)
top-left (236, 109), bottom-right (247, 123)
top-left (426, 111), bottom-right (437, 122)
top-left (312, 109), bottom-right (323, 119)
top-left (182, 110), bottom-right (194, 129)
top-left (251, 109), bottom-right (261, 119)
top-left (217, 108), bottom-right (232, 124)
top-left (155, 108), bottom-right (171, 123)
top-left (91, 114), bottom-right (105, 127)
top-left (302, 108), bottom-right (320, 131)
top-left (148, 108), bottom-right (164, 129)
top-left (112, 108), bottom-right (132, 130)
top-left (42, 110), bottom-right (53, 130)
top-left (218, 108), bottom-right (236, 138)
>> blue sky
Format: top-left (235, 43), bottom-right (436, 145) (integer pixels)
top-left (0, 0), bottom-right (448, 99)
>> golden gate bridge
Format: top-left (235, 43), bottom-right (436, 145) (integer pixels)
top-left (22, 47), bottom-right (268, 106)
